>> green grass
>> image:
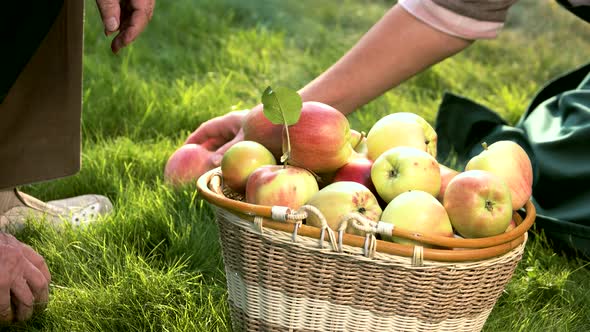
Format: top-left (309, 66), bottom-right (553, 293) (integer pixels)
top-left (7, 0), bottom-right (590, 330)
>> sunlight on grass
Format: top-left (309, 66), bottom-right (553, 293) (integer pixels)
top-left (8, 0), bottom-right (590, 330)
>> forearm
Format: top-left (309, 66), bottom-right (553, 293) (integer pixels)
top-left (297, 4), bottom-right (473, 115)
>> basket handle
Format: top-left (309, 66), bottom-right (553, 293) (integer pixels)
top-left (199, 167), bottom-right (535, 249)
top-left (197, 167), bottom-right (535, 262)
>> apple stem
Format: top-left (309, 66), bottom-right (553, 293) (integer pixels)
top-left (284, 120), bottom-right (292, 165)
top-left (481, 142), bottom-right (489, 150)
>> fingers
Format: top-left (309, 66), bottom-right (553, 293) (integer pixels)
top-left (111, 0), bottom-right (155, 54)
top-left (10, 276), bottom-right (35, 322)
top-left (21, 262), bottom-right (50, 311)
top-left (19, 244), bottom-right (51, 285)
top-left (0, 290), bottom-right (12, 323)
top-left (184, 110), bottom-right (249, 147)
top-left (211, 130), bottom-right (246, 166)
top-left (96, 0), bottom-right (121, 36)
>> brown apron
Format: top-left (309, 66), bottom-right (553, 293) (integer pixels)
top-left (0, 0), bottom-right (84, 190)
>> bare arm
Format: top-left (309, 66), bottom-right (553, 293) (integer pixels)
top-left (183, 4), bottom-right (477, 168)
top-left (298, 4), bottom-right (473, 115)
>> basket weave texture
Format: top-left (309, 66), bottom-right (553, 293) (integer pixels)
top-left (196, 168), bottom-right (532, 332)
top-left (214, 207), bottom-right (525, 332)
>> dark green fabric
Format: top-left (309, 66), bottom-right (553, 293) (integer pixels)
top-left (434, 2), bottom-right (590, 256)
top-left (435, 64), bottom-right (590, 256)
top-left (0, 1), bottom-right (64, 103)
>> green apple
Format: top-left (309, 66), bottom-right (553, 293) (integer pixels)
top-left (305, 181), bottom-right (382, 236)
top-left (370, 146), bottom-right (441, 203)
top-left (349, 129), bottom-right (368, 157)
top-left (245, 165), bottom-right (319, 209)
top-left (380, 190), bottom-right (454, 247)
top-left (443, 170), bottom-right (513, 238)
top-left (366, 112), bottom-right (437, 161)
top-left (465, 140), bottom-right (533, 210)
top-left (221, 140), bottom-right (277, 193)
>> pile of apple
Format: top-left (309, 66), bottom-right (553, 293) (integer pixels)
top-left (171, 98), bottom-right (534, 247)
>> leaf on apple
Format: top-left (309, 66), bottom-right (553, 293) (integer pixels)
top-left (261, 86), bottom-right (303, 164)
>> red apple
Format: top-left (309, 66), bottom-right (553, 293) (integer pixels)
top-left (164, 144), bottom-right (215, 187)
top-left (242, 104), bottom-right (283, 159)
top-left (305, 181), bottom-right (382, 236)
top-left (283, 101), bottom-right (355, 173)
top-left (221, 140), bottom-right (277, 193)
top-left (245, 165), bottom-right (319, 209)
top-left (465, 140), bottom-right (533, 210)
top-left (437, 164), bottom-right (460, 202)
top-left (380, 190), bottom-right (454, 247)
top-left (332, 157), bottom-right (384, 203)
top-left (443, 170), bottom-right (513, 238)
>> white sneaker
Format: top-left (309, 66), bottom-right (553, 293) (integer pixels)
top-left (0, 188), bottom-right (113, 232)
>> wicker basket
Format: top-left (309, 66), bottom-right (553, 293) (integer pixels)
top-left (197, 168), bottom-right (536, 332)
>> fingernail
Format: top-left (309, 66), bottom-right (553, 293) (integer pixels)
top-left (105, 17), bottom-right (118, 32)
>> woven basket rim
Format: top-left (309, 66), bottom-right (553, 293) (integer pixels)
top-left (197, 167), bottom-right (536, 262)
top-left (216, 205), bottom-right (528, 268)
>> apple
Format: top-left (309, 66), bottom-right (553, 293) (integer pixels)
top-left (242, 104), bottom-right (284, 159)
top-left (333, 157), bottom-right (375, 193)
top-left (164, 144), bottom-right (215, 187)
top-left (505, 219), bottom-right (517, 232)
top-left (305, 181), bottom-right (382, 236)
top-left (443, 170), bottom-right (513, 238)
top-left (367, 120), bottom-right (426, 161)
top-left (221, 140), bottom-right (277, 193)
top-left (465, 140), bottom-right (533, 210)
top-left (371, 146), bottom-right (441, 203)
top-left (401, 112), bottom-right (438, 157)
top-left (349, 129), bottom-right (368, 157)
top-left (366, 112), bottom-right (437, 161)
top-left (283, 101), bottom-right (355, 173)
top-left (245, 165), bottom-right (319, 209)
top-left (437, 164), bottom-right (460, 202)
top-left (380, 190), bottom-right (454, 247)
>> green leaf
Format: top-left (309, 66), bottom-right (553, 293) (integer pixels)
top-left (261, 86), bottom-right (302, 126)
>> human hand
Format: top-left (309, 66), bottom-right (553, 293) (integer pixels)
top-left (184, 109), bottom-right (251, 167)
top-left (95, 0), bottom-right (156, 54)
top-left (0, 233), bottom-right (51, 323)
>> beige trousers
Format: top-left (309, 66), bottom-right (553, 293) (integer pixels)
top-left (0, 0), bottom-right (84, 190)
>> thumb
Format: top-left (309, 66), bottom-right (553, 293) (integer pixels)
top-left (96, 0), bottom-right (121, 35)
top-left (210, 131), bottom-right (245, 167)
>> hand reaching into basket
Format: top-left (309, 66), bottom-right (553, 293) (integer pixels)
top-left (164, 108), bottom-right (252, 186)
top-left (184, 109), bottom-right (251, 163)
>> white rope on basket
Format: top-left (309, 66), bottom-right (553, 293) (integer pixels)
top-left (337, 213), bottom-right (381, 258)
top-left (294, 205), bottom-right (338, 251)
top-left (264, 205), bottom-right (339, 251)
top-left (253, 216), bottom-right (264, 234)
top-left (412, 245), bottom-right (424, 267)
